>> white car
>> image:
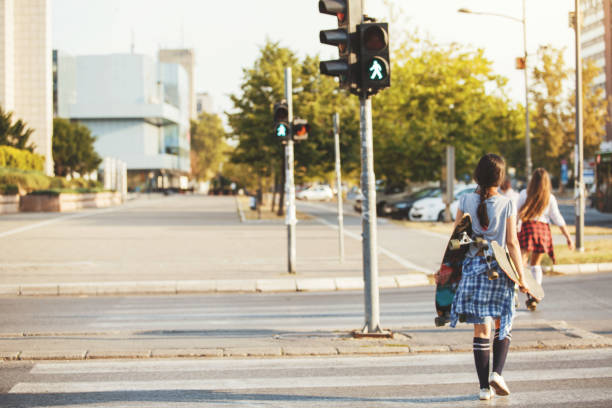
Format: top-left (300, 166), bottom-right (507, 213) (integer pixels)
top-left (296, 185), bottom-right (333, 201)
top-left (409, 184), bottom-right (477, 222)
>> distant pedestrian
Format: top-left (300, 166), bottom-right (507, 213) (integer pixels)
top-left (499, 176), bottom-right (519, 211)
top-left (518, 168), bottom-right (574, 310)
top-left (450, 154), bottom-right (527, 400)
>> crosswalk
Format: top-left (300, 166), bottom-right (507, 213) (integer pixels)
top-left (2, 348), bottom-right (612, 407)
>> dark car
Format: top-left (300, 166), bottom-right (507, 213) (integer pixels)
top-left (387, 187), bottom-right (441, 220)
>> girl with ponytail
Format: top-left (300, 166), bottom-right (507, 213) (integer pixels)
top-left (449, 154), bottom-right (527, 400)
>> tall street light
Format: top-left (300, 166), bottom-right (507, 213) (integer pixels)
top-left (458, 0), bottom-right (532, 181)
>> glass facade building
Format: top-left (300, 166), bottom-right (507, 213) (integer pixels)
top-left (56, 52), bottom-right (191, 191)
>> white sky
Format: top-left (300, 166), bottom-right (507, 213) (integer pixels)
top-left (52, 0), bottom-right (576, 115)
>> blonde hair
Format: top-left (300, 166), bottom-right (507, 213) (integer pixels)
top-left (519, 168), bottom-right (551, 222)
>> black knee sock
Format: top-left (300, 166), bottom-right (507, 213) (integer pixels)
top-left (492, 328), bottom-right (511, 375)
top-left (473, 337), bottom-right (490, 389)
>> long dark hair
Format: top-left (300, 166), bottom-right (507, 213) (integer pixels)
top-left (473, 154), bottom-right (506, 229)
top-left (519, 168), bottom-right (551, 222)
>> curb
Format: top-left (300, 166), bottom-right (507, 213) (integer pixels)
top-left (3, 341), bottom-right (611, 362)
top-left (543, 262), bottom-right (612, 275)
top-left (0, 273), bottom-right (430, 297)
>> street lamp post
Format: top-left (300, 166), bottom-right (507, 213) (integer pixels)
top-left (459, 0), bottom-right (532, 180)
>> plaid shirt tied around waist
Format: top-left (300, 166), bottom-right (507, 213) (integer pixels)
top-left (450, 255), bottom-right (516, 340)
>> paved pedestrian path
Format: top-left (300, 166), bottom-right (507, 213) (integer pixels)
top-left (0, 195), bottom-right (428, 295)
top-left (2, 349), bottom-right (611, 407)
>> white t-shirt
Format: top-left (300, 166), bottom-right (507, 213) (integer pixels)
top-left (500, 188), bottom-right (519, 212)
top-left (517, 190), bottom-right (566, 226)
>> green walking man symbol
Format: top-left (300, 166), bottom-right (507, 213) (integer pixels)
top-left (369, 60), bottom-right (384, 80)
top-left (276, 124), bottom-right (287, 137)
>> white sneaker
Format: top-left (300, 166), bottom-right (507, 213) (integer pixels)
top-left (489, 372), bottom-right (510, 396)
top-left (479, 388), bottom-right (493, 400)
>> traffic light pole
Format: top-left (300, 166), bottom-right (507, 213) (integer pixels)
top-left (333, 112), bottom-right (345, 263)
top-left (574, 0), bottom-right (585, 252)
top-left (359, 96), bottom-right (381, 333)
top-left (285, 68), bottom-right (297, 273)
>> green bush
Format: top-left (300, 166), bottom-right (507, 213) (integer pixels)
top-left (0, 167), bottom-right (50, 193)
top-left (0, 146), bottom-right (44, 171)
top-left (0, 184), bottom-right (18, 195)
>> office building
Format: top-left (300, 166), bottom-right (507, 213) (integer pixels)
top-left (56, 53), bottom-right (191, 191)
top-left (158, 48), bottom-right (196, 119)
top-left (0, 0), bottom-right (53, 174)
top-left (196, 92), bottom-right (214, 115)
top-left (581, 0), bottom-right (612, 141)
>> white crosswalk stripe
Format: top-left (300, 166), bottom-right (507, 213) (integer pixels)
top-left (4, 349), bottom-right (612, 407)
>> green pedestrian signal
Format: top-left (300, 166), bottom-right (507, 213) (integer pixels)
top-left (276, 123), bottom-right (288, 137)
top-left (368, 58), bottom-right (386, 80)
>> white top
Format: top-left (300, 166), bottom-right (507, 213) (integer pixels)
top-left (500, 188), bottom-right (519, 212)
top-left (517, 190), bottom-right (566, 226)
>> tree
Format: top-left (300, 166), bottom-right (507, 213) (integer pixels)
top-left (530, 46), bottom-right (609, 183)
top-left (0, 106), bottom-right (35, 152)
top-left (52, 118), bottom-right (102, 177)
top-left (227, 40), bottom-right (361, 212)
top-left (373, 41), bottom-right (524, 184)
top-left (190, 111), bottom-right (228, 181)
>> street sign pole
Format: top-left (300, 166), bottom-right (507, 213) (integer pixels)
top-left (360, 95), bottom-right (381, 333)
top-left (333, 112), bottom-right (345, 263)
top-left (574, 0), bottom-right (585, 252)
top-left (285, 67), bottom-right (297, 273)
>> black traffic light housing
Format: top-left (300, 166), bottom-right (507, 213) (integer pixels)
top-left (273, 101), bottom-right (289, 140)
top-left (357, 22), bottom-right (390, 96)
top-left (319, 0), bottom-right (362, 91)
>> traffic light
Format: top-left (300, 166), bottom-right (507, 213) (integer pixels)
top-left (357, 22), bottom-right (390, 96)
top-left (292, 118), bottom-right (310, 142)
top-left (273, 101), bottom-right (289, 140)
top-left (319, 0), bottom-right (362, 90)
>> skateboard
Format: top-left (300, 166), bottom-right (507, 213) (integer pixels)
top-left (434, 214), bottom-right (475, 327)
top-left (490, 241), bottom-right (544, 302)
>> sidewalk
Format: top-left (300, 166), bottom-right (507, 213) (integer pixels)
top-left (0, 194), bottom-right (610, 296)
top-left (0, 195), bottom-right (428, 296)
top-left (1, 320), bottom-right (610, 361)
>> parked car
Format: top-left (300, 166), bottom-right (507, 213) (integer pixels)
top-left (409, 184), bottom-right (477, 222)
top-left (296, 185), bottom-right (333, 201)
top-left (354, 183), bottom-right (410, 214)
top-left (386, 187), bottom-right (440, 219)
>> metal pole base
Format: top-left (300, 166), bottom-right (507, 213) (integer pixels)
top-left (352, 327), bottom-right (393, 339)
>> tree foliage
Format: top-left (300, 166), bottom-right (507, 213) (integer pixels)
top-left (52, 118), bottom-right (102, 177)
top-left (373, 41), bottom-right (524, 184)
top-left (190, 111), bottom-right (228, 181)
top-left (0, 106), bottom-right (36, 152)
top-left (227, 41), bottom-right (361, 188)
top-left (530, 45), bottom-right (608, 181)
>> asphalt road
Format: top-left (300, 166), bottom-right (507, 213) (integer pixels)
top-left (559, 204), bottom-right (612, 227)
top-left (1, 272), bottom-right (610, 340)
top-left (1, 349), bottom-right (611, 407)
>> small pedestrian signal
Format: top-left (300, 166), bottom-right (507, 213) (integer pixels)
top-left (276, 123), bottom-right (288, 137)
top-left (368, 59), bottom-right (386, 81)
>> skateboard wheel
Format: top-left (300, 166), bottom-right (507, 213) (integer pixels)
top-left (487, 269), bottom-right (499, 280)
top-left (434, 317), bottom-right (447, 327)
top-left (526, 298), bottom-right (538, 311)
top-left (449, 239), bottom-right (460, 250)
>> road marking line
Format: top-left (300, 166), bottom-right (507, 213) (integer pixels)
top-left (11, 366), bottom-right (612, 393)
top-left (29, 349), bottom-right (612, 375)
top-left (299, 203), bottom-right (433, 274)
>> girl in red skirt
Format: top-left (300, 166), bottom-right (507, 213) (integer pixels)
top-left (518, 168), bottom-right (574, 310)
